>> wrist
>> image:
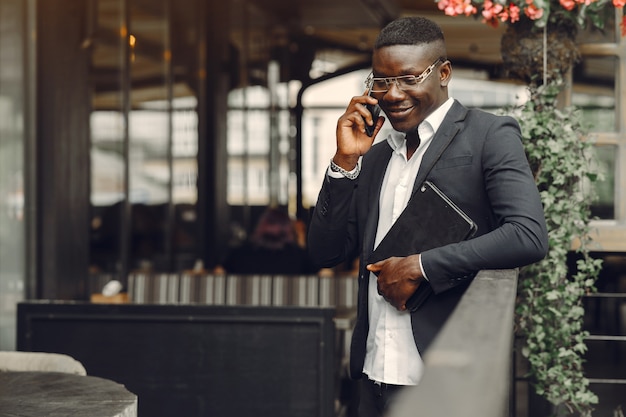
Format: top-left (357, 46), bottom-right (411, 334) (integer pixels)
top-left (331, 154), bottom-right (359, 171)
top-left (408, 254), bottom-right (424, 281)
top-left (330, 158), bottom-right (360, 180)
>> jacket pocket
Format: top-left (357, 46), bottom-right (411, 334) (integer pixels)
top-left (435, 155), bottom-right (472, 170)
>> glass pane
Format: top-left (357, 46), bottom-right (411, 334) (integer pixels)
top-left (576, 7), bottom-right (616, 44)
top-left (226, 2), bottom-right (287, 210)
top-left (128, 109), bottom-right (169, 202)
top-left (90, 0), bottom-right (126, 274)
top-left (90, 0), bottom-right (201, 274)
top-left (226, 156), bottom-right (270, 206)
top-left (227, 88), bottom-right (271, 154)
top-left (0, 0), bottom-right (25, 350)
top-left (172, 96), bottom-right (198, 204)
top-left (572, 56), bottom-right (616, 133)
top-left (589, 145), bottom-right (616, 220)
top-left (128, 0), bottom-right (169, 271)
top-left (172, 99), bottom-right (198, 268)
top-left (227, 87), bottom-right (271, 206)
top-left (278, 108), bottom-right (292, 206)
top-left (169, 1), bottom-right (200, 271)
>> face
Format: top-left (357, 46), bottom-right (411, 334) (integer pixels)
top-left (371, 44), bottom-right (451, 134)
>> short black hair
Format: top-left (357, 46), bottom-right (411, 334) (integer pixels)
top-left (374, 17), bottom-right (445, 50)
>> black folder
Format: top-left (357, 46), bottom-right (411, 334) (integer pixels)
top-left (368, 180), bottom-right (477, 312)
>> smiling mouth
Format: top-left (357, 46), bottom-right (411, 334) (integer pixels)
top-left (386, 107), bottom-right (413, 119)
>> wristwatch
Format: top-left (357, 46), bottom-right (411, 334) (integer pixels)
top-left (330, 159), bottom-right (360, 180)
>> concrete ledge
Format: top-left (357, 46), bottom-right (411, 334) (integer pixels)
top-left (0, 351), bottom-right (87, 375)
top-left (389, 269), bottom-right (519, 417)
top-left (0, 371), bottom-right (137, 417)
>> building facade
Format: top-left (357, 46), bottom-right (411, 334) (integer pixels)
top-left (0, 0), bottom-right (624, 353)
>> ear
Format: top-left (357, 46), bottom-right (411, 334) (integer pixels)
top-left (439, 60), bottom-right (452, 87)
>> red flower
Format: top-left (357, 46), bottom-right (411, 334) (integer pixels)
top-left (559, 0), bottom-right (577, 10)
top-left (437, 0), bottom-right (478, 16)
top-left (524, 2), bottom-right (544, 20)
top-left (434, 0), bottom-right (624, 35)
top-left (508, 3), bottom-right (522, 22)
top-left (481, 0), bottom-right (504, 18)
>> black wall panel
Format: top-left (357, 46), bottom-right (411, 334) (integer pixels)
top-left (17, 302), bottom-right (336, 417)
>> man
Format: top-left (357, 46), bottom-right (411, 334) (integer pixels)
top-left (307, 16), bottom-right (549, 417)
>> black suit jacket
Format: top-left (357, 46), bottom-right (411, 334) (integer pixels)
top-left (308, 100), bottom-right (549, 379)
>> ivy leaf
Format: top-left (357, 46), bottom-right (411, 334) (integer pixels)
top-left (503, 77), bottom-right (602, 415)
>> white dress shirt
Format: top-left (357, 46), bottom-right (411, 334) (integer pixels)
top-left (362, 97), bottom-right (455, 386)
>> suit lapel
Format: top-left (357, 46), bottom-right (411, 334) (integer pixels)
top-left (363, 142), bottom-right (393, 256)
top-left (411, 102), bottom-right (468, 195)
top-left (362, 100), bottom-right (469, 256)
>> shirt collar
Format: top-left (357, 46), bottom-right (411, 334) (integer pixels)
top-left (422, 97), bottom-right (455, 137)
top-left (387, 130), bottom-right (406, 153)
top-left (386, 97), bottom-right (455, 152)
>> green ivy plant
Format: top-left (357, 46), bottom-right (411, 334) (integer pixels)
top-left (508, 78), bottom-right (604, 416)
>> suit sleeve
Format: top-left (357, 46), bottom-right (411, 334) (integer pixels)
top-left (421, 115), bottom-right (549, 294)
top-left (307, 173), bottom-right (360, 269)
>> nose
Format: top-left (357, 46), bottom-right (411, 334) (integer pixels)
top-left (383, 81), bottom-right (405, 100)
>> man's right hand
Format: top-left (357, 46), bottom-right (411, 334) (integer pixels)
top-left (333, 91), bottom-right (385, 170)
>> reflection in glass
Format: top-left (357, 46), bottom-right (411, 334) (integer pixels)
top-left (90, 0), bottom-right (126, 274)
top-left (129, 108), bottom-right (169, 204)
top-left (0, 0), bottom-right (26, 350)
top-left (226, 83), bottom-right (291, 207)
top-left (90, 0), bottom-right (200, 274)
top-left (576, 7), bottom-right (616, 44)
top-left (573, 56), bottom-right (616, 133)
top-left (91, 112), bottom-right (125, 205)
top-left (589, 146), bottom-right (616, 220)
top-left (227, 87), bottom-right (270, 206)
top-left (172, 96), bottom-right (198, 204)
top-left (127, 0), bottom-right (170, 271)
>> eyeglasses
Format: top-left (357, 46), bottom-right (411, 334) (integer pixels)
top-left (365, 58), bottom-right (444, 93)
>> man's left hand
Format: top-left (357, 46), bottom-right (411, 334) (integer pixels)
top-left (366, 254), bottom-right (423, 311)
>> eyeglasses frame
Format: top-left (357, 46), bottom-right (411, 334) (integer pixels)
top-left (365, 57), bottom-right (445, 93)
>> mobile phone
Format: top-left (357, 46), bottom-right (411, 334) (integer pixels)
top-left (364, 92), bottom-right (381, 137)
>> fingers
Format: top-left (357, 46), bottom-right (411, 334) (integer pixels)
top-left (343, 94), bottom-right (379, 130)
top-left (367, 115), bottom-right (385, 138)
top-left (377, 280), bottom-right (384, 296)
top-left (366, 262), bottom-right (383, 273)
top-left (336, 93), bottom-right (382, 159)
top-left (340, 106), bottom-right (374, 135)
top-left (374, 258), bottom-right (414, 311)
top-left (376, 280), bottom-right (407, 311)
top-left (359, 97), bottom-right (380, 129)
top-left (376, 274), bottom-right (392, 301)
top-left (344, 108), bottom-right (368, 133)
